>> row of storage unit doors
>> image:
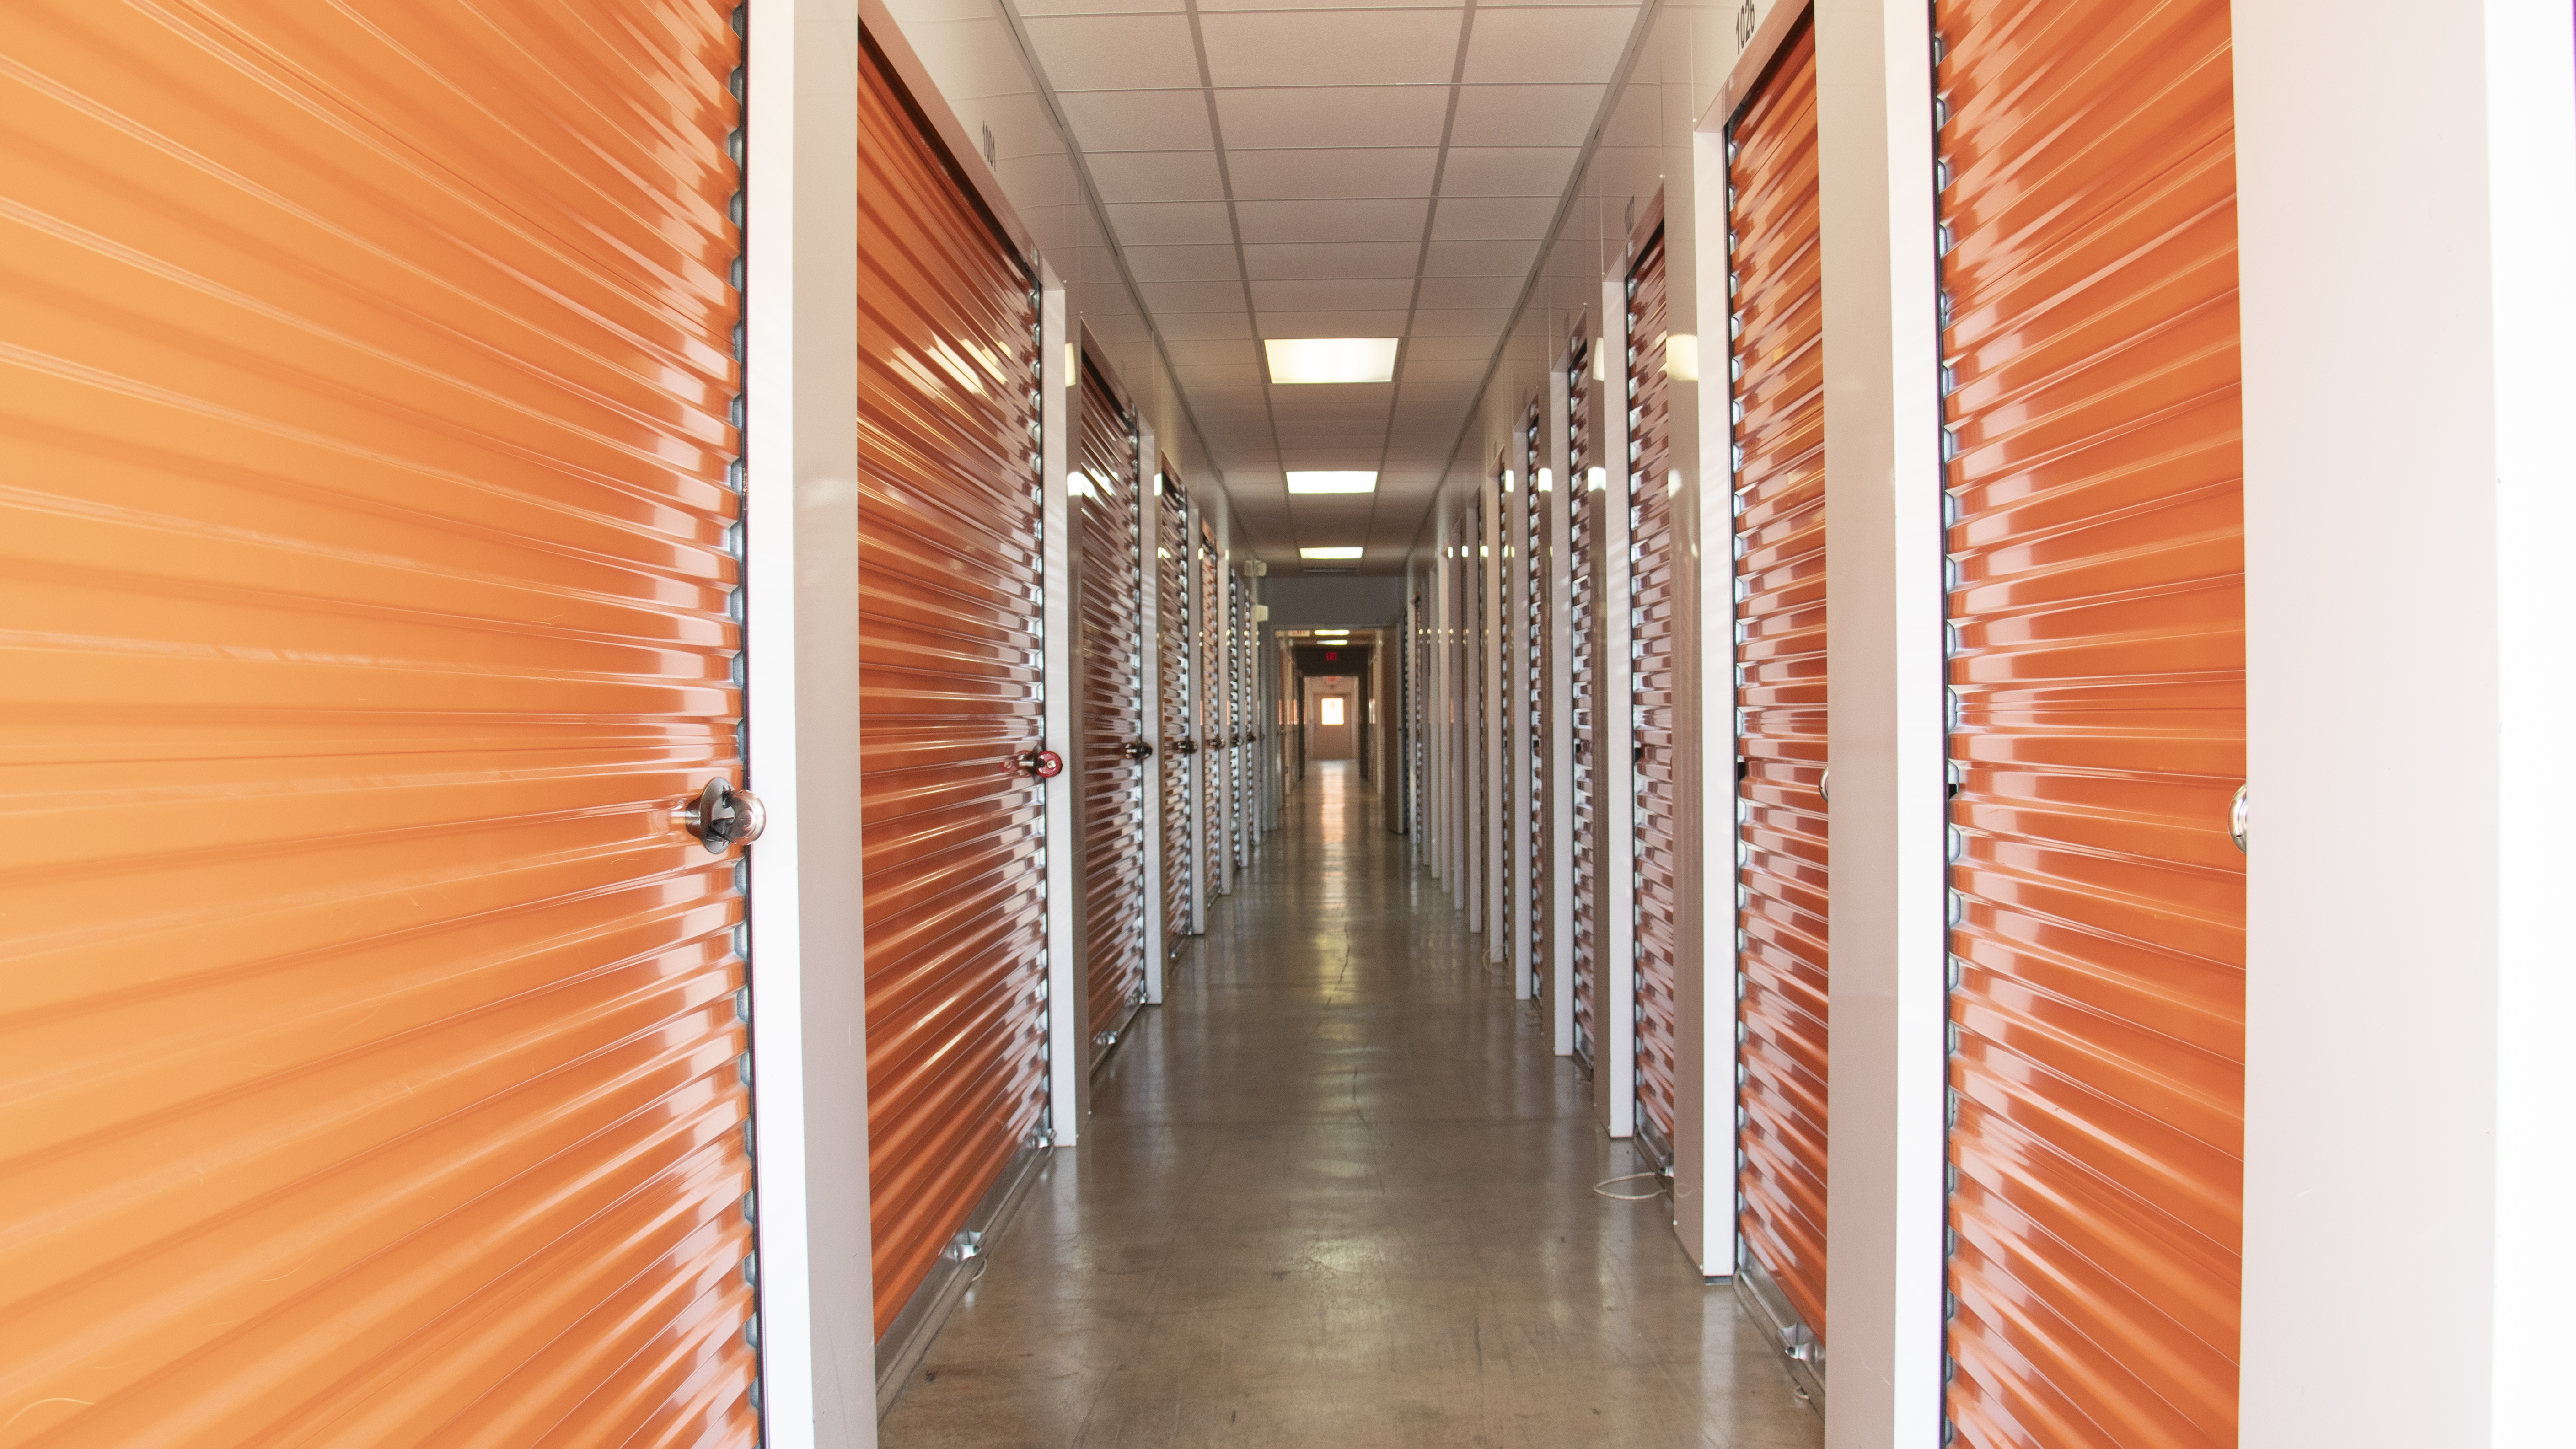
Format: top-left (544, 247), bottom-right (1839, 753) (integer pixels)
top-left (1408, 3), bottom-right (2246, 1444)
top-left (0, 6), bottom-right (1261, 1442)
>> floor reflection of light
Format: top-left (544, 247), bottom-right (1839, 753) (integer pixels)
top-left (1318, 758), bottom-right (1351, 843)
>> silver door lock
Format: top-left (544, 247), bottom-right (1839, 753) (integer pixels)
top-left (682, 778), bottom-right (767, 854)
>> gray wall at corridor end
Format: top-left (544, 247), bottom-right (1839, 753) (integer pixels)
top-left (1263, 577), bottom-right (1404, 629)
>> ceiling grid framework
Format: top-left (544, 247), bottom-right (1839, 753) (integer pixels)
top-left (1001, 0), bottom-right (1651, 572)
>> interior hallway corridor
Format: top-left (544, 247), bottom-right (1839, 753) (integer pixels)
top-left (881, 762), bottom-right (1824, 1446)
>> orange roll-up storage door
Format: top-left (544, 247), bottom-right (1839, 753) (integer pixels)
top-left (1728, 23), bottom-right (1830, 1342)
top-left (853, 35), bottom-right (1049, 1338)
top-left (1626, 228), bottom-right (1680, 1159)
top-left (1568, 336), bottom-right (1600, 1071)
top-left (1078, 360), bottom-right (1146, 1055)
top-left (1935, 1), bottom-right (2246, 1444)
top-left (1156, 465), bottom-right (1193, 954)
top-left (0, 3), bottom-right (756, 1443)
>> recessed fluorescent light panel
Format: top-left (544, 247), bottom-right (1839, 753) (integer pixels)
top-left (1265, 338), bottom-right (1399, 385)
top-left (1300, 547), bottom-right (1364, 560)
top-left (1286, 471), bottom-right (1378, 494)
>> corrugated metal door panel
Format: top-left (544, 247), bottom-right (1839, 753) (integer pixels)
top-left (853, 35), bottom-right (1047, 1339)
top-left (1728, 24), bottom-right (1830, 1341)
top-left (1477, 508), bottom-right (1488, 917)
top-left (1077, 362), bottom-right (1145, 1044)
top-left (1567, 339), bottom-right (1598, 1069)
top-left (1626, 229), bottom-right (1680, 1154)
top-left (1936, 1), bottom-right (2246, 1445)
top-left (1199, 520), bottom-right (1222, 890)
top-left (1523, 399), bottom-right (1548, 996)
top-left (1229, 572), bottom-right (1249, 868)
top-left (0, 2), bottom-right (756, 1444)
top-left (1157, 467), bottom-right (1191, 952)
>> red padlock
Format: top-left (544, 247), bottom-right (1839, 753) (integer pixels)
top-left (1012, 748), bottom-right (1064, 779)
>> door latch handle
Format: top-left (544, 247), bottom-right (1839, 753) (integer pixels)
top-left (1013, 748), bottom-right (1065, 780)
top-left (681, 778), bottom-right (766, 854)
top-left (1171, 737), bottom-right (1199, 756)
top-left (1122, 739), bottom-right (1155, 761)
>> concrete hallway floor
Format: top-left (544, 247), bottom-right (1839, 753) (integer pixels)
top-left (880, 760), bottom-right (1824, 1447)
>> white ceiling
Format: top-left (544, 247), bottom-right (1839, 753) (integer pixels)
top-left (1011, 0), bottom-right (1646, 571)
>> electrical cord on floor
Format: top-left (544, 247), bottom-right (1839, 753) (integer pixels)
top-left (1593, 1172), bottom-right (1665, 1202)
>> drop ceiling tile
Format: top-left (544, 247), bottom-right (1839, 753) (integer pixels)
top-left (1163, 338), bottom-right (1261, 367)
top-left (1125, 244), bottom-right (1244, 283)
top-left (1448, 84), bottom-right (1603, 146)
top-left (1139, 279), bottom-right (1251, 313)
top-left (1272, 405), bottom-right (1393, 423)
top-left (1397, 391), bottom-right (1481, 412)
top-left (1400, 357), bottom-right (1494, 383)
top-left (1401, 334), bottom-right (1502, 360)
top-left (1432, 195), bottom-right (1559, 239)
top-left (1225, 148), bottom-right (1441, 202)
top-left (1249, 277), bottom-right (1417, 312)
top-left (1198, 10), bottom-right (1464, 88)
top-left (1410, 307), bottom-right (1513, 337)
top-left (1025, 14), bottom-right (1203, 90)
top-left (1415, 274), bottom-right (1524, 309)
top-left (1016, 0), bottom-right (1182, 14)
top-left (1216, 87), bottom-right (1451, 150)
top-left (1241, 241), bottom-right (1423, 279)
top-left (1153, 311), bottom-right (1256, 339)
top-left (1422, 238), bottom-right (1543, 276)
top-left (1440, 146), bottom-right (1581, 198)
top-left (1271, 417), bottom-right (1394, 439)
top-left (1180, 384), bottom-right (1272, 407)
top-left (1235, 198), bottom-right (1428, 244)
top-left (1260, 309), bottom-right (1414, 336)
top-left (1462, 6), bottom-right (1637, 84)
top-left (1105, 200), bottom-right (1236, 245)
top-left (1058, 89), bottom-right (1216, 151)
top-left (1269, 383), bottom-right (1395, 409)
top-left (1272, 433), bottom-right (1387, 451)
top-left (1085, 150), bottom-right (1228, 202)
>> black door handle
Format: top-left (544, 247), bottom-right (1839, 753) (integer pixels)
top-left (1122, 739), bottom-right (1154, 761)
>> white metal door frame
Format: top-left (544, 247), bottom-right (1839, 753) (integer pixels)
top-left (1509, 451), bottom-right (1535, 999)
top-left (1486, 466), bottom-right (1508, 965)
top-left (1547, 355), bottom-right (1577, 1056)
top-left (1137, 424), bottom-right (1165, 1005)
top-left (741, 2), bottom-right (870, 1442)
top-left (1600, 270), bottom-right (1639, 1142)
